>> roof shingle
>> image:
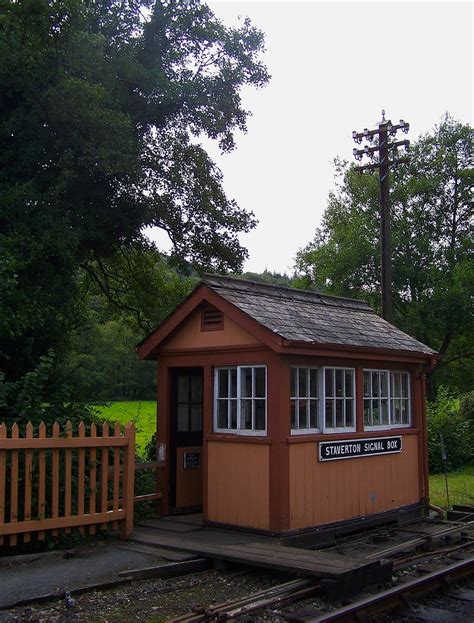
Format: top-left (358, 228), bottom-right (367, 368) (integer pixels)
top-left (203, 275), bottom-right (436, 356)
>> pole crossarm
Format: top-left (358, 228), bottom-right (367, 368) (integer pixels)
top-left (351, 110), bottom-right (411, 323)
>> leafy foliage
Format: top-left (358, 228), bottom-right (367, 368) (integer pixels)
top-left (296, 116), bottom-right (473, 394)
top-left (427, 388), bottom-right (473, 473)
top-left (0, 0), bottom-right (268, 419)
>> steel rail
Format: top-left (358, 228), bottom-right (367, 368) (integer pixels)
top-left (300, 556), bottom-right (474, 622)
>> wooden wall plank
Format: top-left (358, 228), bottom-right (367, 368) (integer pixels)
top-left (9, 423), bottom-right (19, 546)
top-left (207, 441), bottom-right (269, 530)
top-left (0, 423), bottom-right (5, 546)
top-left (77, 422), bottom-right (85, 535)
top-left (112, 422), bottom-right (120, 530)
top-left (89, 423), bottom-right (97, 536)
top-left (51, 422), bottom-right (60, 537)
top-left (64, 421), bottom-right (73, 534)
top-left (289, 434), bottom-right (421, 530)
top-left (37, 421), bottom-right (46, 540)
top-left (101, 422), bottom-right (109, 530)
top-left (23, 422), bottom-right (33, 543)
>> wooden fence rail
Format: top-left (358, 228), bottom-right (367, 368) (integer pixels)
top-left (0, 421), bottom-right (135, 546)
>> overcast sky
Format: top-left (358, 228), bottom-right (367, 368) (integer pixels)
top-left (151, 0), bottom-right (473, 274)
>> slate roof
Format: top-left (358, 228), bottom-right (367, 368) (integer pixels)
top-left (203, 275), bottom-right (436, 356)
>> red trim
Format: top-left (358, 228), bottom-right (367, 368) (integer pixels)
top-left (206, 434), bottom-right (272, 445)
top-left (286, 428), bottom-right (421, 443)
top-left (159, 344), bottom-right (268, 356)
top-left (355, 366), bottom-right (364, 432)
top-left (282, 343), bottom-right (435, 363)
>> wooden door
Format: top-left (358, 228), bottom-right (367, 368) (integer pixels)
top-left (170, 368), bottom-right (203, 512)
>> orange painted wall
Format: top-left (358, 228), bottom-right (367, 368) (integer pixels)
top-left (161, 307), bottom-right (260, 350)
top-left (289, 434), bottom-right (420, 530)
top-left (207, 441), bottom-right (270, 530)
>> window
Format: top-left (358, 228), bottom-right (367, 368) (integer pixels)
top-left (176, 373), bottom-right (203, 432)
top-left (363, 370), bottom-right (411, 429)
top-left (291, 367), bottom-right (320, 432)
top-left (214, 366), bottom-right (266, 435)
top-left (324, 367), bottom-right (355, 432)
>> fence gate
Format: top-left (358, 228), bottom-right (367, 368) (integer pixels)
top-left (0, 421), bottom-right (135, 546)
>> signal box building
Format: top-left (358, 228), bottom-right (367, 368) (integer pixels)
top-left (137, 275), bottom-right (436, 535)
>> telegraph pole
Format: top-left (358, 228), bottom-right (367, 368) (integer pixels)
top-left (352, 111), bottom-right (410, 324)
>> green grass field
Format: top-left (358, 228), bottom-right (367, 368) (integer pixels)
top-left (94, 401), bottom-right (473, 508)
top-left (95, 401), bottom-right (156, 456)
top-left (429, 464), bottom-right (474, 509)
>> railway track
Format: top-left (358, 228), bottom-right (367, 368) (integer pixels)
top-left (169, 521), bottom-right (474, 623)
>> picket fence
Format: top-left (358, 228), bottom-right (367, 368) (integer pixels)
top-left (0, 420), bottom-right (136, 546)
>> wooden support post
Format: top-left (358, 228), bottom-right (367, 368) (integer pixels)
top-left (121, 423), bottom-right (136, 539)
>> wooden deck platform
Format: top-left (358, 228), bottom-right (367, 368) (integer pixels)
top-left (131, 516), bottom-right (392, 589)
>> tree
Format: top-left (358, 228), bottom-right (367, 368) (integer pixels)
top-left (0, 0), bottom-right (269, 419)
top-left (296, 115), bottom-right (473, 395)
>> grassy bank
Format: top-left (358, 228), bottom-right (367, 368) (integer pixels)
top-left (428, 464), bottom-right (474, 509)
top-left (95, 401), bottom-right (155, 456)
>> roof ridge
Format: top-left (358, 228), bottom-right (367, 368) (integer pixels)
top-left (202, 273), bottom-right (372, 310)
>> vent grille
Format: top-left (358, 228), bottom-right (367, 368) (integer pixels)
top-left (201, 306), bottom-right (224, 331)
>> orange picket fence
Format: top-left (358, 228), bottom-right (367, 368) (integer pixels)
top-left (0, 421), bottom-right (135, 546)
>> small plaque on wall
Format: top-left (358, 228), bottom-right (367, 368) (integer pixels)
top-left (319, 436), bottom-right (402, 461)
top-left (183, 451), bottom-right (200, 469)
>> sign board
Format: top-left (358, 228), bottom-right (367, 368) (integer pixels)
top-left (183, 451), bottom-right (200, 469)
top-left (319, 436), bottom-right (402, 462)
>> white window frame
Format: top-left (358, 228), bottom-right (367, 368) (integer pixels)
top-left (322, 367), bottom-right (356, 433)
top-left (290, 367), bottom-right (322, 434)
top-left (363, 369), bottom-right (391, 431)
top-left (363, 369), bottom-right (411, 430)
top-left (213, 365), bottom-right (267, 436)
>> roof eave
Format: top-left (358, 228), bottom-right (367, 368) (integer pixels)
top-left (282, 339), bottom-right (438, 362)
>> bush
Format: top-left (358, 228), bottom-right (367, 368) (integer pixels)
top-left (427, 387), bottom-right (474, 473)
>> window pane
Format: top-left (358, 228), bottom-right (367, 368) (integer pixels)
top-left (380, 372), bottom-right (388, 397)
top-left (381, 399), bottom-right (389, 425)
top-left (364, 399), bottom-right (371, 426)
top-left (393, 373), bottom-right (401, 398)
top-left (325, 400), bottom-right (333, 428)
top-left (345, 370), bottom-right (353, 397)
top-left (190, 405), bottom-right (202, 431)
top-left (177, 404), bottom-right (189, 431)
top-left (191, 376), bottom-right (202, 402)
top-left (299, 400), bottom-right (308, 428)
top-left (401, 400), bottom-right (409, 424)
top-left (345, 400), bottom-right (354, 427)
top-left (335, 400), bottom-right (344, 427)
top-left (325, 369), bottom-right (334, 397)
top-left (401, 373), bottom-right (408, 398)
top-left (290, 368), bottom-right (297, 398)
top-left (291, 400), bottom-right (297, 429)
top-left (230, 368), bottom-right (237, 398)
top-left (178, 376), bottom-right (189, 401)
top-left (218, 369), bottom-right (228, 398)
top-left (255, 400), bottom-right (266, 430)
top-left (310, 369), bottom-right (318, 397)
top-left (255, 368), bottom-right (266, 398)
top-left (371, 371), bottom-right (379, 397)
top-left (335, 370), bottom-right (344, 397)
top-left (392, 399), bottom-right (401, 424)
top-left (217, 400), bottom-right (228, 429)
top-left (363, 371), bottom-right (370, 397)
top-left (230, 400), bottom-right (237, 429)
top-left (299, 368), bottom-right (308, 397)
top-left (240, 399), bottom-right (252, 429)
top-left (241, 368), bottom-right (253, 398)
top-left (372, 399), bottom-right (380, 425)
top-left (310, 400), bottom-right (318, 428)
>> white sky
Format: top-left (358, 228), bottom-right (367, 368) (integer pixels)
top-left (149, 0), bottom-right (473, 274)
